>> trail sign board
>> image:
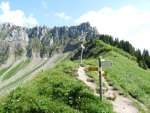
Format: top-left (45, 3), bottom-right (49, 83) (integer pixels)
top-left (86, 66), bottom-right (98, 72)
top-left (84, 57), bottom-right (112, 101)
top-left (101, 60), bottom-right (112, 68)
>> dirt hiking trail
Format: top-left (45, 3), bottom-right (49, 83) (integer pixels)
top-left (77, 66), bottom-right (139, 113)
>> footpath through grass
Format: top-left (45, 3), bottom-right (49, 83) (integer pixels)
top-left (84, 51), bottom-right (150, 112)
top-left (0, 60), bottom-right (114, 113)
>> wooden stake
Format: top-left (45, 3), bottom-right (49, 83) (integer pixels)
top-left (98, 57), bottom-right (102, 101)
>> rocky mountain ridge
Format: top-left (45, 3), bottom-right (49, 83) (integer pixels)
top-left (0, 22), bottom-right (98, 64)
top-left (0, 22), bottom-right (97, 42)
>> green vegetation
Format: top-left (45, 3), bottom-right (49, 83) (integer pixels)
top-left (0, 21), bottom-right (150, 112)
top-left (0, 60), bottom-right (114, 113)
top-left (97, 34), bottom-right (150, 69)
top-left (81, 39), bottom-right (150, 111)
top-left (2, 59), bottom-right (30, 80)
top-left (85, 40), bottom-right (136, 60)
top-left (105, 51), bottom-right (150, 109)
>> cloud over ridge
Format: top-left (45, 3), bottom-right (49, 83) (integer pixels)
top-left (76, 5), bottom-right (150, 51)
top-left (0, 1), bottom-right (38, 27)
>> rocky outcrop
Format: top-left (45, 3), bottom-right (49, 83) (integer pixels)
top-left (0, 22), bottom-right (97, 42)
top-left (0, 22), bottom-right (98, 64)
top-left (0, 23), bottom-right (28, 42)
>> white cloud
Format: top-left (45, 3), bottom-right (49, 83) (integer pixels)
top-left (76, 5), bottom-right (150, 51)
top-left (55, 12), bottom-right (72, 20)
top-left (0, 1), bottom-right (38, 27)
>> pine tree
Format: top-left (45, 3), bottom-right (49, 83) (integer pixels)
top-left (142, 49), bottom-right (150, 68)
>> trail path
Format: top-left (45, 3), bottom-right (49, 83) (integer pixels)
top-left (77, 66), bottom-right (138, 113)
top-left (77, 67), bottom-right (98, 96)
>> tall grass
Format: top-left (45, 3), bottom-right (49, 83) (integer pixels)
top-left (83, 51), bottom-right (150, 112)
top-left (105, 51), bottom-right (150, 109)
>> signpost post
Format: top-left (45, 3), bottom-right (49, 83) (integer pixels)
top-left (98, 57), bottom-right (102, 101)
top-left (87, 56), bottom-right (112, 101)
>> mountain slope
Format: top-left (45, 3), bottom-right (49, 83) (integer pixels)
top-left (105, 51), bottom-right (150, 111)
top-left (80, 39), bottom-right (150, 112)
top-left (0, 59), bottom-right (114, 113)
top-left (0, 53), bottom-right (65, 96)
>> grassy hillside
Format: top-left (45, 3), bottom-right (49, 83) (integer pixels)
top-left (0, 60), bottom-right (114, 113)
top-left (105, 51), bottom-right (150, 109)
top-left (82, 39), bottom-right (150, 111)
top-left (1, 38), bottom-right (149, 112)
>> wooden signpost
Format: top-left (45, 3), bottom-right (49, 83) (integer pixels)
top-left (98, 57), bottom-right (102, 101)
top-left (87, 57), bottom-right (112, 101)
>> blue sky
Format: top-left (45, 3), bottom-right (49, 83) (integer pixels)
top-left (5, 0), bottom-right (150, 26)
top-left (0, 0), bottom-right (150, 51)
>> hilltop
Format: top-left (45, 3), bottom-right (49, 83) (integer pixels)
top-left (74, 39), bottom-right (150, 112)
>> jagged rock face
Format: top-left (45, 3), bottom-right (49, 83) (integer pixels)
top-left (0, 23), bottom-right (28, 42)
top-left (0, 22), bottom-right (98, 63)
top-left (27, 26), bottom-right (50, 40)
top-left (0, 40), bottom-right (9, 64)
top-left (0, 22), bottom-right (97, 43)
